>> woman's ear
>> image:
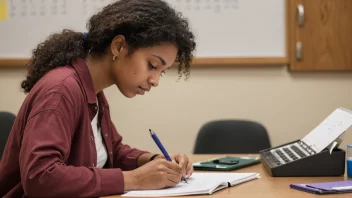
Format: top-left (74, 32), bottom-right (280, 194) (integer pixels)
top-left (110, 35), bottom-right (126, 58)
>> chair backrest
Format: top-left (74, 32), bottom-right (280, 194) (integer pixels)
top-left (0, 111), bottom-right (16, 159)
top-left (193, 119), bottom-right (271, 154)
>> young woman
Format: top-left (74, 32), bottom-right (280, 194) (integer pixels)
top-left (0, 0), bottom-right (196, 197)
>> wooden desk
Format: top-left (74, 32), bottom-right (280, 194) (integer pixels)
top-left (105, 154), bottom-right (351, 198)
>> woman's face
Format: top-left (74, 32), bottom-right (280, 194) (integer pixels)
top-left (110, 38), bottom-right (178, 98)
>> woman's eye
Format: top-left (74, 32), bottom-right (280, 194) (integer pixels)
top-left (148, 62), bottom-right (156, 70)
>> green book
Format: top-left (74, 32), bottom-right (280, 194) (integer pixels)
top-left (193, 156), bottom-right (261, 171)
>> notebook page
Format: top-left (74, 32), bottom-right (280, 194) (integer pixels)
top-left (228, 173), bottom-right (261, 186)
top-left (197, 172), bottom-right (260, 185)
top-left (122, 172), bottom-right (259, 197)
top-left (301, 108), bottom-right (352, 153)
top-left (122, 173), bottom-right (222, 197)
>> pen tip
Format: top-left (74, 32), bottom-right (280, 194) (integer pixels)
top-left (149, 129), bottom-right (153, 135)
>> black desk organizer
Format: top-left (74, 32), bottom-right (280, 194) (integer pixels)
top-left (260, 140), bottom-right (346, 177)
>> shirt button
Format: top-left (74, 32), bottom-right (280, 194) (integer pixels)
top-left (92, 163), bottom-right (95, 167)
top-left (91, 136), bottom-right (94, 141)
top-left (105, 133), bottom-right (108, 137)
top-left (109, 151), bottom-right (113, 155)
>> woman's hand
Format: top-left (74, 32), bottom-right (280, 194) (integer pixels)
top-left (170, 154), bottom-right (193, 179)
top-left (124, 158), bottom-right (183, 190)
top-left (155, 153), bottom-right (193, 179)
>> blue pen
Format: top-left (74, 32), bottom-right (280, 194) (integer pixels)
top-left (149, 129), bottom-right (188, 183)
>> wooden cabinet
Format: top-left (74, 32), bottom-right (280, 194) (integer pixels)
top-left (288, 0), bottom-right (352, 71)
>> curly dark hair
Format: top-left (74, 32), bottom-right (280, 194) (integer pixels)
top-left (21, 0), bottom-right (196, 93)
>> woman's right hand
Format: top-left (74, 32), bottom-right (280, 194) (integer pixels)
top-left (123, 158), bottom-right (183, 190)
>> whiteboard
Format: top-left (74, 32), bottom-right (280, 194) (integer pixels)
top-left (0, 0), bottom-right (286, 59)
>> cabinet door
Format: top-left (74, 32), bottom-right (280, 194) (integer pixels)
top-left (289, 0), bottom-right (352, 71)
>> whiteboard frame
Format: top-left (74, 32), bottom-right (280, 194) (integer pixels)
top-left (0, 0), bottom-right (289, 67)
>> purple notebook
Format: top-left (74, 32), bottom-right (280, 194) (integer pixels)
top-left (290, 180), bottom-right (352, 195)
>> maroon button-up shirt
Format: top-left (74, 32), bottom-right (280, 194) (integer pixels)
top-left (0, 58), bottom-right (148, 198)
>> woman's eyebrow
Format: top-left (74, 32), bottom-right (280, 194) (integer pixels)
top-left (151, 54), bottom-right (166, 65)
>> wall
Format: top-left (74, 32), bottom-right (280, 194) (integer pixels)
top-left (1, 66), bottom-right (352, 154)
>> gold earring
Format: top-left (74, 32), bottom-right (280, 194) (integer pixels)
top-left (113, 55), bottom-right (116, 61)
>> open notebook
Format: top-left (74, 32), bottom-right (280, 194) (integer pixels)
top-left (122, 172), bottom-right (260, 197)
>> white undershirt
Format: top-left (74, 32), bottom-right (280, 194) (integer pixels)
top-left (91, 101), bottom-right (108, 168)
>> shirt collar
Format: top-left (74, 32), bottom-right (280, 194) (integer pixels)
top-left (71, 58), bottom-right (97, 104)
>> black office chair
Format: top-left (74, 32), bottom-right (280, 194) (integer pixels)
top-left (193, 119), bottom-right (271, 154)
top-left (0, 111), bottom-right (16, 159)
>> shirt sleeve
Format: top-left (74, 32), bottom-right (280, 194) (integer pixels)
top-left (110, 122), bottom-right (149, 170)
top-left (19, 93), bottom-right (124, 197)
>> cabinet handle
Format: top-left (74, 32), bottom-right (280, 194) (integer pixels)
top-left (296, 42), bottom-right (302, 61)
top-left (297, 4), bottom-right (304, 26)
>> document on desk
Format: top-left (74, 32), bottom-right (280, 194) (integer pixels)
top-left (290, 180), bottom-right (352, 194)
top-left (122, 172), bottom-right (260, 197)
top-left (301, 107), bottom-right (352, 153)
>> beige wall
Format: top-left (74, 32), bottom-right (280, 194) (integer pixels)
top-left (1, 66), bottom-right (352, 154)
